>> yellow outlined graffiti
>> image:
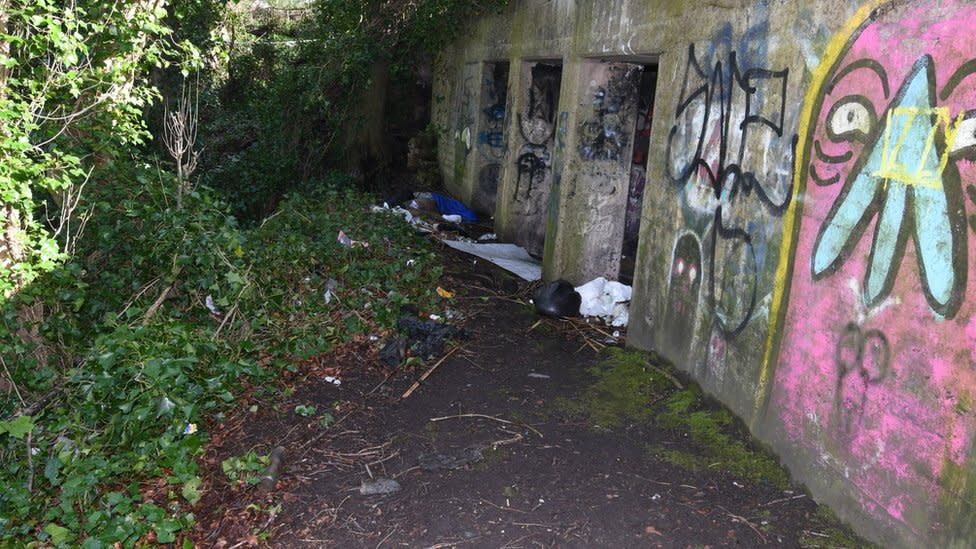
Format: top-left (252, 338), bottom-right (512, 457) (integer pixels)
top-left (873, 107), bottom-right (963, 189)
top-left (751, 0), bottom-right (885, 426)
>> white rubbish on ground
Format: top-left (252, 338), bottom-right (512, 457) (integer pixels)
top-left (442, 240), bottom-right (542, 281)
top-left (371, 202), bottom-right (435, 233)
top-left (477, 233), bottom-right (497, 241)
top-left (205, 294), bottom-right (221, 315)
top-left (441, 214), bottom-right (463, 223)
top-left (370, 203), bottom-right (413, 223)
top-left (575, 277), bottom-right (632, 327)
top-left (324, 376), bottom-right (341, 386)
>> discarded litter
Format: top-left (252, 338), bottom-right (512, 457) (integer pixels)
top-left (399, 311), bottom-right (465, 360)
top-left (379, 308), bottom-right (466, 367)
top-left (431, 192), bottom-right (478, 222)
top-left (575, 277), bottom-right (632, 327)
top-left (205, 295), bottom-right (221, 316)
top-left (442, 214), bottom-right (463, 223)
top-left (325, 376), bottom-right (341, 386)
top-left (436, 286), bottom-right (455, 299)
top-left (360, 478), bottom-right (402, 495)
top-left (337, 229), bottom-right (368, 248)
top-left (528, 373), bottom-right (551, 379)
top-left (324, 278), bottom-right (338, 304)
top-left (533, 280), bottom-right (581, 317)
top-left (182, 423), bottom-right (197, 435)
top-left (379, 337), bottom-right (407, 367)
top-left (370, 202), bottom-right (414, 224)
top-left (442, 240), bottom-right (542, 281)
top-left (478, 233), bottom-right (497, 241)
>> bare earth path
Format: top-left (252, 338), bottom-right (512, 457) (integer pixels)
top-left (188, 245), bottom-right (869, 548)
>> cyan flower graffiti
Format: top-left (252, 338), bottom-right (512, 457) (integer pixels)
top-left (812, 55), bottom-right (968, 317)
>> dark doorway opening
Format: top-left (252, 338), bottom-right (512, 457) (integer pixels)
top-left (619, 65), bottom-right (658, 285)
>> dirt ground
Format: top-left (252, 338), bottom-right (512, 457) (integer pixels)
top-left (187, 243), bottom-right (871, 549)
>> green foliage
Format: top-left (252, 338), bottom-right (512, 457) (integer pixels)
top-left (0, 0), bottom-right (195, 293)
top-left (221, 450), bottom-right (270, 485)
top-left (0, 176), bottom-right (443, 545)
top-left (0, 0), bottom-right (472, 544)
top-left (197, 0), bottom-right (510, 222)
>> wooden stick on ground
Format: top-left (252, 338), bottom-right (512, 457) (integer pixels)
top-left (401, 346), bottom-right (459, 399)
top-left (429, 413), bottom-right (544, 439)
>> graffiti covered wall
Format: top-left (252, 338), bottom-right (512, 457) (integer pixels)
top-left (659, 16), bottom-right (798, 409)
top-left (762, 1), bottom-right (976, 543)
top-left (509, 62), bottom-right (563, 257)
top-left (433, 1), bottom-right (976, 545)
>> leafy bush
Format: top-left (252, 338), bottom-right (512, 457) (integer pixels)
top-left (0, 169), bottom-right (443, 545)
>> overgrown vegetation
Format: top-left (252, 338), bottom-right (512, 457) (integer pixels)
top-left (0, 0), bottom-right (503, 545)
top-left (558, 348), bottom-right (789, 489)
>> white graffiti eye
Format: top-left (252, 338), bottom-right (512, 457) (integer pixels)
top-left (950, 112), bottom-right (976, 155)
top-left (826, 97), bottom-right (876, 142)
top-left (676, 259), bottom-right (685, 276)
top-left (688, 265), bottom-right (698, 284)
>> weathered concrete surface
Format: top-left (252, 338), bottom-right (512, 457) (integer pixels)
top-left (432, 1), bottom-right (976, 546)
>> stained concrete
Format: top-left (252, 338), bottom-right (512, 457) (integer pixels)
top-left (432, 1), bottom-right (976, 547)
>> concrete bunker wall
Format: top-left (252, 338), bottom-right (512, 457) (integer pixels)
top-left (433, 1), bottom-right (976, 547)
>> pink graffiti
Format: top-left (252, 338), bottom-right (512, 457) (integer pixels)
top-left (772, 1), bottom-right (976, 535)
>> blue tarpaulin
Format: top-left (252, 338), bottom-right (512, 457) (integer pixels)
top-left (433, 193), bottom-right (478, 222)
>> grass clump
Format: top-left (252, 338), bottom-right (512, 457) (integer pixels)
top-left (568, 348), bottom-right (789, 488)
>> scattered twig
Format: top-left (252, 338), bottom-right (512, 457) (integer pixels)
top-left (487, 431), bottom-right (524, 449)
top-left (1, 356), bottom-right (25, 407)
top-left (428, 413), bottom-right (544, 439)
top-left (479, 498), bottom-right (527, 513)
top-left (259, 208), bottom-right (284, 228)
top-left (375, 525), bottom-right (398, 549)
top-left (631, 473), bottom-right (672, 487)
top-left (26, 430), bottom-right (33, 494)
top-left (646, 361), bottom-right (684, 390)
top-left (141, 284), bottom-right (175, 325)
top-left (424, 541), bottom-right (474, 549)
top-left (401, 346), bottom-right (459, 399)
top-left (719, 505), bottom-right (768, 544)
top-left (763, 494), bottom-right (807, 506)
top-left (117, 277), bottom-right (160, 320)
top-left (12, 384), bottom-right (62, 419)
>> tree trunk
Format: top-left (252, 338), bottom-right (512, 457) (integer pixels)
top-left (0, 1), bottom-right (27, 292)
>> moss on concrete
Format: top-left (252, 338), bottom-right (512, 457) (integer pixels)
top-left (565, 348), bottom-right (790, 488)
top-left (799, 505), bottom-right (881, 549)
